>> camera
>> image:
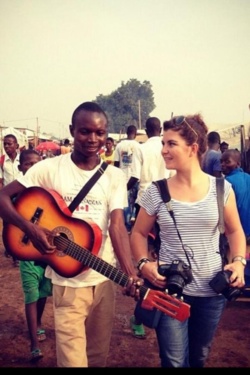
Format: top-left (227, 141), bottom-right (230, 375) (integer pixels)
top-left (158, 259), bottom-right (193, 296)
top-left (209, 270), bottom-right (242, 301)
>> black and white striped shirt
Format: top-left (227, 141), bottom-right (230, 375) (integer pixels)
top-left (140, 176), bottom-right (231, 297)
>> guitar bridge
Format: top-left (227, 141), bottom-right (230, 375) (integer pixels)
top-left (22, 207), bottom-right (43, 244)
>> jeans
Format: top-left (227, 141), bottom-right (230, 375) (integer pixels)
top-left (155, 294), bottom-right (226, 368)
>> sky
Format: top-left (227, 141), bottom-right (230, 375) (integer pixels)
top-left (1, 0), bottom-right (250, 139)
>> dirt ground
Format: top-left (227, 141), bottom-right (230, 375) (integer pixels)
top-left (0, 219), bottom-right (250, 368)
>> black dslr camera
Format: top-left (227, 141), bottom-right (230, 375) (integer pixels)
top-left (209, 270), bottom-right (242, 301)
top-left (158, 259), bottom-right (193, 296)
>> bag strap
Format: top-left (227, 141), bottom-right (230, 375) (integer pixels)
top-left (68, 161), bottom-right (108, 213)
top-left (216, 177), bottom-right (225, 234)
top-left (153, 178), bottom-right (192, 268)
top-left (153, 178), bottom-right (171, 208)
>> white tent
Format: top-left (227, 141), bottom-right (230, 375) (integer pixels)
top-left (0, 127), bottom-right (29, 154)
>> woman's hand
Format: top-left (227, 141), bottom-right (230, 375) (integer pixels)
top-left (140, 261), bottom-right (166, 289)
top-left (224, 262), bottom-right (245, 288)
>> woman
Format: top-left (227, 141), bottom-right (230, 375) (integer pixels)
top-left (130, 114), bottom-right (246, 368)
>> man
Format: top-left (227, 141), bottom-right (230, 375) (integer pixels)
top-left (127, 117), bottom-right (171, 217)
top-left (221, 148), bottom-right (250, 240)
top-left (220, 141), bottom-right (229, 154)
top-left (0, 134), bottom-right (22, 266)
top-left (0, 134), bottom-right (22, 188)
top-left (60, 138), bottom-right (72, 154)
top-left (114, 125), bottom-right (141, 231)
top-left (202, 131), bottom-right (222, 177)
top-left (0, 102), bottom-right (139, 367)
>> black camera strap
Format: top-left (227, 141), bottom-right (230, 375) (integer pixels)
top-left (68, 161), bottom-right (108, 213)
top-left (153, 179), bottom-right (192, 269)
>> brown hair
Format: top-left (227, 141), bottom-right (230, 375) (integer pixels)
top-left (163, 114), bottom-right (208, 162)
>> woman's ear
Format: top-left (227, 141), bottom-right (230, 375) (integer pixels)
top-left (190, 142), bottom-right (199, 156)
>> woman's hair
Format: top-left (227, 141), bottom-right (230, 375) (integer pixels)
top-left (163, 114), bottom-right (208, 162)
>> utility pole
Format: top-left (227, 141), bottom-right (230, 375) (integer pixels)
top-left (35, 117), bottom-right (39, 147)
top-left (138, 100), bottom-right (141, 129)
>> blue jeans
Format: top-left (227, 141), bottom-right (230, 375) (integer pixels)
top-left (155, 294), bottom-right (226, 368)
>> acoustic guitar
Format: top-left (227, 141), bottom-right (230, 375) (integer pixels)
top-left (3, 187), bottom-right (190, 322)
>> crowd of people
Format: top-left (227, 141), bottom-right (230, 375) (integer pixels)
top-left (0, 102), bottom-right (248, 368)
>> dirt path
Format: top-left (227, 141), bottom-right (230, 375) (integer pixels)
top-left (0, 218), bottom-right (250, 368)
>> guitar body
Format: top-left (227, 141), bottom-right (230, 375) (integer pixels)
top-left (2, 187), bottom-right (191, 322)
top-left (3, 187), bottom-right (102, 278)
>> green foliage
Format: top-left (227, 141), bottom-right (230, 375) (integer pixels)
top-left (94, 79), bottom-right (156, 133)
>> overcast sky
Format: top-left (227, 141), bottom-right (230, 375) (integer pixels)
top-left (1, 0), bottom-right (250, 139)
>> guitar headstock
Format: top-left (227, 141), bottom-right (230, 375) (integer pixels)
top-left (141, 289), bottom-right (190, 322)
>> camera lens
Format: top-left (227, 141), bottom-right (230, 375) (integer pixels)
top-left (167, 275), bottom-right (186, 295)
top-left (222, 287), bottom-right (242, 302)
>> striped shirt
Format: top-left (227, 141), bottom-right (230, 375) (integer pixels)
top-left (139, 176), bottom-right (231, 297)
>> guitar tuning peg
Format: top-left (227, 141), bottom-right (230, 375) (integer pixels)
top-left (180, 296), bottom-right (184, 301)
top-left (165, 289), bottom-right (168, 294)
top-left (172, 293), bottom-right (178, 298)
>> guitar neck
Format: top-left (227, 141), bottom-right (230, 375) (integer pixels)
top-left (54, 236), bottom-right (148, 298)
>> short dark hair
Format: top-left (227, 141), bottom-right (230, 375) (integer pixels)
top-left (106, 137), bottom-right (114, 143)
top-left (220, 141), bottom-right (229, 147)
top-left (63, 138), bottom-right (70, 145)
top-left (126, 125), bottom-right (137, 136)
top-left (145, 117), bottom-right (161, 133)
top-left (207, 131), bottom-right (221, 144)
top-left (19, 149), bottom-right (40, 164)
top-left (3, 134), bottom-right (18, 143)
top-left (71, 102), bottom-right (108, 126)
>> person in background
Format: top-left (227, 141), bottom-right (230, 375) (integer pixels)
top-left (0, 101), bottom-right (140, 368)
top-left (202, 131), bottom-right (222, 177)
top-left (114, 125), bottom-right (141, 232)
top-left (130, 114), bottom-right (246, 368)
top-left (0, 134), bottom-right (22, 266)
top-left (127, 117), bottom-right (172, 339)
top-left (221, 149), bottom-right (250, 242)
top-left (220, 141), bottom-right (229, 154)
top-left (60, 138), bottom-right (72, 154)
top-left (17, 149), bottom-right (52, 362)
top-left (100, 136), bottom-right (115, 165)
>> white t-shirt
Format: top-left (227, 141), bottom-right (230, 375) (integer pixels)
top-left (17, 153), bottom-right (127, 287)
top-left (0, 153), bottom-right (22, 185)
top-left (114, 139), bottom-right (141, 182)
top-left (130, 136), bottom-right (170, 203)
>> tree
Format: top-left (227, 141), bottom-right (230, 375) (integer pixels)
top-left (94, 79), bottom-right (156, 133)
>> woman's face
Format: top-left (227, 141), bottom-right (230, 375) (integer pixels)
top-left (161, 129), bottom-right (193, 170)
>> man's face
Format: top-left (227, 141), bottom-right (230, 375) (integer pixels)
top-left (70, 110), bottom-right (107, 157)
top-left (221, 154), bottom-right (238, 175)
top-left (220, 144), bottom-right (228, 153)
top-left (3, 137), bottom-right (18, 156)
top-left (18, 154), bottom-right (41, 175)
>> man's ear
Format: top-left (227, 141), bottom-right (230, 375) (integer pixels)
top-left (16, 143), bottom-right (19, 150)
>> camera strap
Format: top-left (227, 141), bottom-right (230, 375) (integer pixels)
top-left (153, 179), bottom-right (192, 269)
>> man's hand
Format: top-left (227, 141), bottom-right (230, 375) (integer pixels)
top-left (122, 276), bottom-right (144, 301)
